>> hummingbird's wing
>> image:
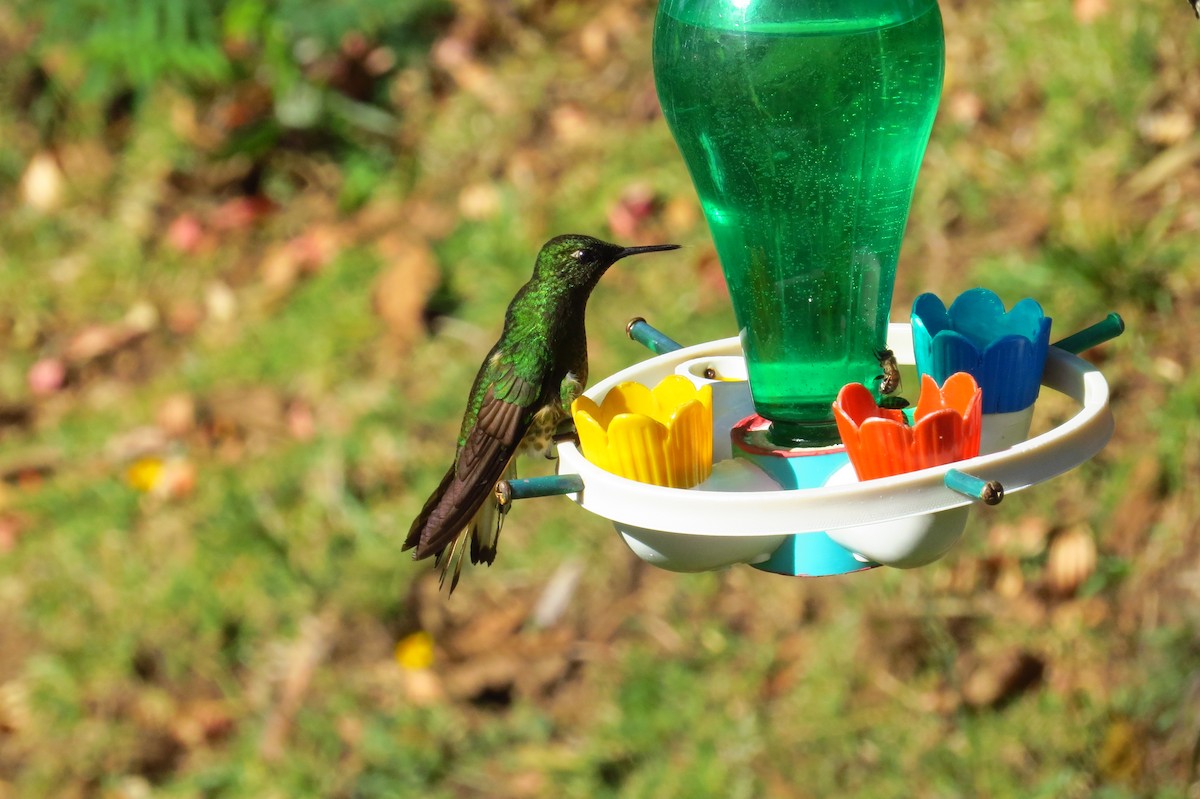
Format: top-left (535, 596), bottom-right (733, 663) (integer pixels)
top-left (404, 353), bottom-right (543, 586)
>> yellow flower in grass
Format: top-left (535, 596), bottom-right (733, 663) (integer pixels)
top-left (395, 631), bottom-right (435, 671)
top-left (126, 457), bottom-right (164, 492)
top-left (572, 375), bottom-right (713, 488)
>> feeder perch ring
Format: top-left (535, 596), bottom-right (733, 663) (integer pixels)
top-left (554, 323), bottom-right (1112, 539)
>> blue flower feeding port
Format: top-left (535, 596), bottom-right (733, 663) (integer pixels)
top-left (499, 315), bottom-right (1122, 577)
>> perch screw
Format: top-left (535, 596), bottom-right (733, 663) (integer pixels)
top-left (945, 469), bottom-right (1005, 506)
top-left (495, 480), bottom-right (513, 514)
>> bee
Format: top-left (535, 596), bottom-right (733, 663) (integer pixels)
top-left (875, 348), bottom-right (902, 396)
top-left (875, 348), bottom-right (909, 410)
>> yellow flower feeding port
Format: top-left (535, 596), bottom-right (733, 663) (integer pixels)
top-left (572, 375), bottom-right (713, 489)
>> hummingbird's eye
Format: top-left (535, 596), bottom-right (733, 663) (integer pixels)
top-left (571, 249), bottom-right (586, 260)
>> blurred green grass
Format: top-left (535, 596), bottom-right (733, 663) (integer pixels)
top-left (2, 0), bottom-right (1200, 797)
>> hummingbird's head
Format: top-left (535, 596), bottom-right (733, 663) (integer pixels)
top-left (536, 234), bottom-right (680, 293)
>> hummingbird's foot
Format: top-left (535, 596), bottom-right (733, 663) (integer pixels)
top-left (494, 481), bottom-right (513, 514)
top-left (552, 419), bottom-right (578, 446)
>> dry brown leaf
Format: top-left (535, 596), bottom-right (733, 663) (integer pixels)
top-left (373, 236), bottom-right (439, 351)
top-left (760, 632), bottom-right (808, 700)
top-left (0, 404), bottom-right (32, 432)
top-left (442, 653), bottom-right (523, 703)
top-left (0, 447), bottom-right (60, 485)
top-left (989, 555), bottom-right (1025, 600)
top-left (1137, 108), bottom-right (1196, 148)
top-left (946, 90), bottom-right (984, 126)
top-left (210, 195), bottom-right (275, 231)
top-left (20, 152), bottom-right (64, 211)
top-left (1106, 455), bottom-right (1164, 557)
top-left (579, 19), bottom-right (612, 65)
top-left (458, 182), bottom-right (503, 222)
top-left (353, 195), bottom-right (407, 235)
top-left (260, 613), bottom-right (336, 762)
top-left (0, 680), bottom-right (32, 734)
top-left (530, 559), bottom-right (584, 629)
top-left (1126, 139), bottom-right (1200, 198)
top-left (0, 514), bottom-right (25, 554)
top-left (443, 600), bottom-right (530, 659)
top-left (409, 573), bottom-right (453, 641)
top-left (64, 323), bottom-right (147, 365)
top-left (441, 629), bottom-right (577, 704)
top-left (166, 300), bottom-right (206, 336)
top-left (405, 200), bottom-right (457, 241)
top-left (662, 196), bottom-right (700, 237)
top-left (106, 426), bottom-right (170, 462)
top-left (125, 302), bottom-right (159, 333)
top-left (431, 36), bottom-right (514, 114)
top-left (156, 394), bottom-right (197, 438)
top-left (207, 387), bottom-right (287, 439)
top-left (57, 140), bottom-right (115, 196)
top-left (550, 104), bottom-right (594, 146)
top-left (400, 668), bottom-right (446, 707)
top-left (262, 227), bottom-right (342, 296)
top-left (960, 649), bottom-right (1045, 709)
top-left (169, 699), bottom-right (235, 749)
top-left (1045, 526), bottom-right (1098, 598)
top-left (286, 400), bottom-right (316, 441)
top-left (204, 281), bottom-right (238, 324)
top-left (260, 244), bottom-right (303, 295)
top-left (987, 514), bottom-right (1051, 558)
top-left (1073, 0), bottom-right (1109, 23)
top-left (1096, 718), bottom-right (1145, 784)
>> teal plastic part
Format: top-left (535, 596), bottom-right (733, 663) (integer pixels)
top-left (626, 317), bottom-right (683, 355)
top-left (1053, 313), bottom-right (1125, 355)
top-left (911, 288), bottom-right (1052, 414)
top-left (731, 416), bottom-right (879, 577)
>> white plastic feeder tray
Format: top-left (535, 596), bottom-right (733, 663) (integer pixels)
top-left (553, 323), bottom-right (1114, 575)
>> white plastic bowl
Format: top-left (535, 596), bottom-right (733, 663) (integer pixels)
top-left (556, 324), bottom-right (1113, 573)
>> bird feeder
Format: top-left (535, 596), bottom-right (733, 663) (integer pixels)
top-left (495, 0), bottom-right (1124, 577)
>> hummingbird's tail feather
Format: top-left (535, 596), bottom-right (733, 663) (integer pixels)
top-left (403, 465), bottom-right (457, 555)
top-left (405, 455), bottom-right (519, 592)
top-left (435, 528), bottom-right (468, 593)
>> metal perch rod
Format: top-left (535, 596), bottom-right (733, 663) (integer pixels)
top-left (626, 317), bottom-right (683, 355)
top-left (495, 474), bottom-right (585, 509)
top-left (1053, 312), bottom-right (1125, 355)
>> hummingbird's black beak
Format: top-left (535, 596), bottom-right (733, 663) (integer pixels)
top-left (615, 243), bottom-right (682, 260)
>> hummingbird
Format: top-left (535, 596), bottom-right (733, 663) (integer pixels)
top-left (404, 234), bottom-right (680, 591)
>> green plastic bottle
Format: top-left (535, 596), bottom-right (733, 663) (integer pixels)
top-left (654, 0), bottom-right (944, 447)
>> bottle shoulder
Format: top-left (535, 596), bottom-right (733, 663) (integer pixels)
top-left (655, 0), bottom-right (940, 35)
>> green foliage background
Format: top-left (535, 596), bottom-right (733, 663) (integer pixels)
top-left (1, 0), bottom-right (1199, 797)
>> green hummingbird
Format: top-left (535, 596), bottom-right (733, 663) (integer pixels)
top-left (404, 234), bottom-right (680, 591)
